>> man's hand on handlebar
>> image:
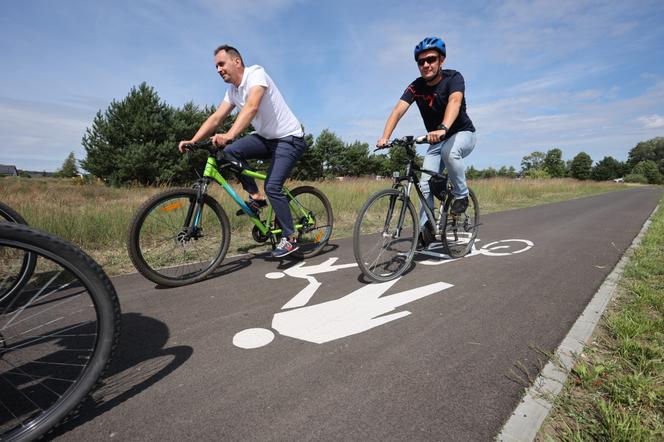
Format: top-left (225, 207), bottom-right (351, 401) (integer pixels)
top-left (376, 137), bottom-right (389, 149)
top-left (427, 129), bottom-right (447, 144)
top-left (178, 140), bottom-right (194, 153)
top-left (178, 133), bottom-right (234, 153)
top-left (375, 135), bottom-right (429, 149)
top-left (211, 133), bottom-right (234, 148)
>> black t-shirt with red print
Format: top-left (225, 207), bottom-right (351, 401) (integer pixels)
top-left (400, 69), bottom-right (475, 137)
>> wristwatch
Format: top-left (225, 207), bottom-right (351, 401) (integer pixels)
top-left (436, 123), bottom-right (449, 132)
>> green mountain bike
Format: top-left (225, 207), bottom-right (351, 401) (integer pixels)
top-left (127, 140), bottom-right (333, 287)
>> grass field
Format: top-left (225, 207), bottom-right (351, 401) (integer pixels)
top-left (538, 195), bottom-right (664, 441)
top-left (1, 175), bottom-right (629, 275)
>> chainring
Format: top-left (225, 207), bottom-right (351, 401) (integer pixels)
top-left (252, 224), bottom-right (270, 243)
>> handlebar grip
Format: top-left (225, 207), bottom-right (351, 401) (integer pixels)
top-left (182, 139), bottom-right (215, 151)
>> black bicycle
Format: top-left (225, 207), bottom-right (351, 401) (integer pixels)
top-left (353, 135), bottom-right (480, 282)
top-left (0, 221), bottom-right (121, 442)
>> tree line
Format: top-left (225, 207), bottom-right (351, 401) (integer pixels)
top-left (53, 82), bottom-right (664, 186)
top-left (466, 142), bottom-right (664, 184)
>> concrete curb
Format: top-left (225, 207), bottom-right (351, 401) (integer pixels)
top-left (497, 204), bottom-right (660, 442)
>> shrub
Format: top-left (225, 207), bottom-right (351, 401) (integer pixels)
top-left (624, 173), bottom-right (648, 184)
top-left (631, 160), bottom-right (662, 184)
top-left (525, 168), bottom-right (551, 179)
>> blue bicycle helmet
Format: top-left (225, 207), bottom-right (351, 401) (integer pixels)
top-left (414, 37), bottom-right (446, 60)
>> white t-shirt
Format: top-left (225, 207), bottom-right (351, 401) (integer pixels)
top-left (223, 65), bottom-right (303, 139)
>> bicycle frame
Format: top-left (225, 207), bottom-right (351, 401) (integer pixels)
top-left (390, 148), bottom-right (449, 236)
top-left (192, 154), bottom-right (312, 238)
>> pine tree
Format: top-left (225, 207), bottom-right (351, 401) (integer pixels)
top-left (80, 83), bottom-right (226, 185)
top-left (55, 152), bottom-right (79, 178)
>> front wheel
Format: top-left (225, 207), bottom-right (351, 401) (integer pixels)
top-left (281, 186), bottom-right (333, 259)
top-left (353, 188), bottom-right (419, 282)
top-left (127, 188), bottom-right (231, 287)
top-left (0, 222), bottom-right (121, 442)
top-left (442, 188), bottom-right (480, 258)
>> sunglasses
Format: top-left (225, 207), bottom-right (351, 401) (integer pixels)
top-left (417, 55), bottom-right (440, 66)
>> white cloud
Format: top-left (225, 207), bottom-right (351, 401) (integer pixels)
top-left (637, 114), bottom-right (664, 129)
top-left (486, 0), bottom-right (654, 64)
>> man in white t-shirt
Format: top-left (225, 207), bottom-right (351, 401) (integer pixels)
top-left (179, 45), bottom-right (307, 258)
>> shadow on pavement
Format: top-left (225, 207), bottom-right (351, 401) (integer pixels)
top-left (51, 312), bottom-right (193, 438)
top-left (153, 257), bottom-right (252, 290)
top-left (150, 242), bottom-right (340, 289)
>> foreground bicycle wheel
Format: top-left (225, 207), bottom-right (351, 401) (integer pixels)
top-left (353, 188), bottom-right (418, 282)
top-left (0, 223), bottom-right (121, 442)
top-left (283, 186), bottom-right (333, 259)
top-left (0, 202), bottom-right (37, 303)
top-left (128, 188), bottom-right (231, 287)
top-left (442, 188), bottom-right (480, 259)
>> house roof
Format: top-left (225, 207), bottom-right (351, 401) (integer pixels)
top-left (0, 165), bottom-right (18, 175)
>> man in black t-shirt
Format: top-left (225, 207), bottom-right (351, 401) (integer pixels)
top-left (377, 37), bottom-right (477, 248)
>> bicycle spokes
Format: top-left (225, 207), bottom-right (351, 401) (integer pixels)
top-left (0, 226), bottom-right (119, 441)
top-left (442, 190), bottom-right (479, 258)
top-left (353, 189), bottom-right (417, 282)
top-left (284, 186), bottom-right (333, 259)
top-left (130, 190), bottom-right (230, 285)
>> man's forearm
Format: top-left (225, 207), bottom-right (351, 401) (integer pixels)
top-left (227, 106), bottom-right (258, 139)
top-left (192, 113), bottom-right (224, 141)
top-left (382, 114), bottom-right (400, 139)
top-left (382, 101), bottom-right (409, 139)
top-left (442, 97), bottom-right (462, 130)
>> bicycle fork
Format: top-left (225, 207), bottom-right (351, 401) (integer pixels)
top-left (384, 185), bottom-right (411, 238)
top-left (181, 178), bottom-right (210, 241)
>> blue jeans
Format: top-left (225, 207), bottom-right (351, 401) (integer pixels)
top-left (419, 131), bottom-right (476, 227)
top-left (223, 134), bottom-right (307, 238)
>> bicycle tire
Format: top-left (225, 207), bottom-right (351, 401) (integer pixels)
top-left (0, 202), bottom-right (37, 303)
top-left (127, 188), bottom-right (231, 287)
top-left (0, 222), bottom-right (121, 442)
top-left (281, 186), bottom-right (333, 260)
top-left (442, 187), bottom-right (480, 259)
top-left (353, 188), bottom-right (419, 282)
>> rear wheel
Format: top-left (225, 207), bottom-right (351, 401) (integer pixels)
top-left (353, 188), bottom-right (418, 282)
top-left (127, 188), bottom-right (231, 286)
top-left (442, 188), bottom-right (480, 258)
top-left (0, 222), bottom-right (120, 442)
top-left (279, 186), bottom-right (333, 259)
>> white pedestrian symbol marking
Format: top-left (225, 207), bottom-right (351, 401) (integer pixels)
top-left (265, 258), bottom-right (357, 309)
top-left (272, 279), bottom-right (452, 344)
top-left (232, 238), bottom-right (534, 349)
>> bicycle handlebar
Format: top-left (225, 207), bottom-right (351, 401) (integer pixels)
top-left (375, 135), bottom-right (428, 151)
top-left (182, 139), bottom-right (217, 153)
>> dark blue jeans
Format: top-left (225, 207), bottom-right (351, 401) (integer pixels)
top-left (223, 134), bottom-right (307, 238)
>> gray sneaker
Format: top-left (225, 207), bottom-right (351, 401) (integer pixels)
top-left (271, 237), bottom-right (299, 258)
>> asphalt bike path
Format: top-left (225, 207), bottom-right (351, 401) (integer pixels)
top-left (52, 187), bottom-right (662, 441)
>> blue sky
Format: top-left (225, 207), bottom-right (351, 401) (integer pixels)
top-left (1, 0), bottom-right (664, 172)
